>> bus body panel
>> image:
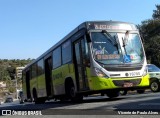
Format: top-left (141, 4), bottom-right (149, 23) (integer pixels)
top-left (52, 64), bottom-right (76, 95)
top-left (37, 74), bottom-right (46, 97)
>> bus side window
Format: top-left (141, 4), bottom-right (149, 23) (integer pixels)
top-left (53, 47), bottom-right (62, 69)
top-left (62, 40), bottom-right (71, 64)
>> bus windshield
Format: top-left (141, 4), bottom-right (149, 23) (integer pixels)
top-left (91, 32), bottom-right (144, 65)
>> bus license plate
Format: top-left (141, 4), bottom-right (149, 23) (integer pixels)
top-left (123, 83), bottom-right (133, 87)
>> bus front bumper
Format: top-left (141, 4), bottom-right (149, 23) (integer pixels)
top-left (89, 74), bottom-right (150, 91)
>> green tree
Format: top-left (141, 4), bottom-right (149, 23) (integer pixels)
top-left (153, 5), bottom-right (160, 19)
top-left (7, 66), bottom-right (16, 80)
top-left (138, 5), bottom-right (160, 67)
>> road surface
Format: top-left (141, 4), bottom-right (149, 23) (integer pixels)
top-left (0, 91), bottom-right (160, 117)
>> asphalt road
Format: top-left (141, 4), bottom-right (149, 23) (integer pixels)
top-left (1, 91), bottom-right (160, 117)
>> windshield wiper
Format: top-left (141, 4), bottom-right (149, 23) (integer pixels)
top-left (122, 31), bottom-right (129, 47)
top-left (102, 30), bottom-right (119, 54)
top-left (122, 31), bottom-right (129, 55)
top-left (102, 30), bottom-right (117, 45)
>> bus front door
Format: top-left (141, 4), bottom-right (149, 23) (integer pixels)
top-left (73, 38), bottom-right (89, 91)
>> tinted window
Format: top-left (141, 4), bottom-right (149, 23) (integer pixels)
top-left (53, 47), bottom-right (61, 69)
top-left (121, 33), bottom-right (144, 63)
top-left (81, 38), bottom-right (90, 65)
top-left (37, 59), bottom-right (44, 75)
top-left (91, 32), bottom-right (123, 65)
top-left (22, 71), bottom-right (25, 83)
top-left (31, 64), bottom-right (37, 79)
top-left (62, 40), bottom-right (71, 64)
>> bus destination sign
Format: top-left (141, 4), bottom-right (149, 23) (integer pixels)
top-left (94, 24), bottom-right (120, 30)
top-left (88, 22), bottom-right (135, 30)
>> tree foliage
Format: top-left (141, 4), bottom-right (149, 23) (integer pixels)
top-left (0, 59), bottom-right (33, 81)
top-left (138, 5), bottom-right (160, 67)
top-left (153, 5), bottom-right (160, 19)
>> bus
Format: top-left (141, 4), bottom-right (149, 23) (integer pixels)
top-left (22, 21), bottom-right (149, 103)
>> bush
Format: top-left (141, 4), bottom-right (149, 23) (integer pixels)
top-left (8, 87), bottom-right (16, 93)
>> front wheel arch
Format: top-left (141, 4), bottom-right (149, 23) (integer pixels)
top-left (150, 77), bottom-right (159, 84)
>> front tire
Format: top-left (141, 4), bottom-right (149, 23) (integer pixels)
top-left (150, 80), bottom-right (160, 92)
top-left (119, 90), bottom-right (128, 95)
top-left (66, 83), bottom-right (83, 102)
top-left (106, 90), bottom-right (119, 98)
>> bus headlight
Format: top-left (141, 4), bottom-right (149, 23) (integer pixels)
top-left (142, 67), bottom-right (148, 76)
top-left (94, 68), bottom-right (109, 78)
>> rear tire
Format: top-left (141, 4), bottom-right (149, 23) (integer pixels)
top-left (150, 80), bottom-right (160, 92)
top-left (33, 89), bottom-right (45, 104)
top-left (33, 89), bottom-right (38, 104)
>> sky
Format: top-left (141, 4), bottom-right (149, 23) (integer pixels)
top-left (0, 0), bottom-right (159, 59)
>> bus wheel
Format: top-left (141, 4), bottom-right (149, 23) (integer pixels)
top-left (119, 90), bottom-right (128, 95)
top-left (66, 84), bottom-right (83, 102)
top-left (33, 89), bottom-right (38, 104)
top-left (150, 80), bottom-right (160, 92)
top-left (137, 89), bottom-right (145, 94)
top-left (33, 89), bottom-right (45, 104)
top-left (106, 90), bottom-right (119, 98)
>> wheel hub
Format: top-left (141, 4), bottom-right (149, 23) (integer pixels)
top-left (151, 82), bottom-right (158, 91)
top-left (70, 87), bottom-right (76, 97)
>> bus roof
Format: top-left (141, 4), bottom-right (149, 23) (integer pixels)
top-left (24, 21), bottom-right (137, 70)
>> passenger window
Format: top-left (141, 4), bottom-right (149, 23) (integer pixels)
top-left (37, 59), bottom-right (44, 76)
top-left (53, 47), bottom-right (61, 69)
top-left (31, 64), bottom-right (37, 79)
top-left (62, 40), bottom-right (71, 64)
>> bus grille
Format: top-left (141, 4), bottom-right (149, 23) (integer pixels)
top-left (112, 79), bottom-right (141, 87)
top-left (104, 65), bottom-right (142, 71)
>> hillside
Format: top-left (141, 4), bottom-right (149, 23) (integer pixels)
top-left (0, 59), bottom-right (34, 99)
